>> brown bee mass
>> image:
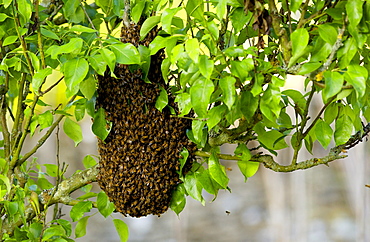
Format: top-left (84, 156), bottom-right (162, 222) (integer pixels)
top-left (96, 22), bottom-right (196, 217)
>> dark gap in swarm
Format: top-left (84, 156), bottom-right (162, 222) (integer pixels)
top-left (96, 21), bottom-right (196, 217)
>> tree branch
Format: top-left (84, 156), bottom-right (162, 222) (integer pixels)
top-left (1, 165), bottom-right (99, 236)
top-left (197, 122), bottom-right (370, 172)
top-left (268, 0), bottom-right (291, 64)
top-left (16, 115), bottom-right (65, 167)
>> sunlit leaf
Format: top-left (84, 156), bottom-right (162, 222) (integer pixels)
top-left (113, 219), bottom-right (129, 242)
top-left (63, 118), bottom-right (83, 147)
top-left (70, 201), bottom-right (92, 222)
top-left (208, 152), bottom-right (229, 189)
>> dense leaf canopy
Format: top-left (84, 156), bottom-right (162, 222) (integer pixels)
top-left (0, 0), bottom-right (369, 240)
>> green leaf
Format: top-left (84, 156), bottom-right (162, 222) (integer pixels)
top-left (175, 93), bottom-right (192, 116)
top-left (298, 62), bottom-right (321, 75)
top-left (37, 177), bottom-right (54, 190)
top-left (97, 191), bottom-right (115, 218)
top-left (289, 0), bottom-right (303, 12)
top-left (75, 216), bottom-right (90, 238)
top-left (28, 52), bottom-right (40, 72)
top-left (216, 0), bottom-right (227, 20)
top-left (289, 28), bottom-right (309, 67)
top-left (322, 71), bottom-right (344, 102)
top-left (170, 184), bottom-right (186, 215)
top-left (185, 38), bottom-right (200, 63)
top-left (96, 0), bottom-right (113, 15)
top-left (183, 172), bottom-right (204, 204)
top-left (74, 99), bottom-right (86, 122)
top-left (80, 76), bottom-right (96, 100)
top-left (41, 28), bottom-right (60, 40)
top-left (38, 111), bottom-right (53, 130)
top-left (334, 115), bottom-right (353, 145)
top-left (345, 65), bottom-right (368, 98)
top-left (44, 164), bottom-right (60, 177)
top-left (234, 144), bottom-right (258, 180)
top-left (346, 0), bottom-right (363, 27)
top-left (155, 86), bottom-right (168, 112)
top-left (78, 192), bottom-right (98, 200)
top-left (70, 201), bottom-right (92, 222)
top-left (0, 174), bottom-right (11, 193)
top-left (240, 91), bottom-right (258, 120)
top-left (140, 16), bottom-right (161, 39)
top-left (55, 219), bottom-right (72, 237)
top-left (282, 89), bottom-right (306, 115)
top-left (138, 45), bottom-right (151, 81)
top-left (63, 118), bottom-right (83, 147)
top-left (0, 13), bottom-right (9, 22)
top-left (110, 43), bottom-right (141, 65)
top-left (3, 0), bottom-right (12, 8)
top-left (315, 119), bottom-right (333, 149)
top-left (18, 0), bottom-right (32, 25)
top-left (82, 155), bottom-right (97, 169)
top-left (149, 36), bottom-right (168, 55)
top-left (63, 58), bottom-right (89, 95)
top-left (197, 169), bottom-right (221, 196)
top-left (161, 7), bottom-right (181, 34)
top-left (131, 0), bottom-right (146, 23)
top-left (63, 0), bottom-right (84, 23)
top-left (70, 25), bottom-right (97, 33)
top-left (238, 159), bottom-right (259, 180)
top-left (88, 54), bottom-right (107, 76)
top-left (219, 76), bottom-right (236, 110)
top-left (32, 68), bottom-right (52, 94)
top-left (208, 152), bottom-right (229, 189)
top-left (207, 20), bottom-right (219, 40)
top-left (230, 8), bottom-right (252, 33)
top-left (178, 148), bottom-right (189, 176)
top-left (198, 55), bottom-right (214, 79)
top-left (92, 108), bottom-right (111, 141)
top-left (207, 105), bottom-right (227, 130)
top-left (190, 78), bottom-right (214, 117)
top-left (113, 219), bottom-right (129, 242)
top-left (251, 73), bottom-right (264, 96)
top-left (43, 225), bottom-right (66, 240)
top-left (318, 24), bottom-right (337, 46)
top-left (324, 102), bottom-right (339, 124)
top-left (257, 130), bottom-right (288, 150)
top-left (185, 0), bottom-right (205, 23)
top-left (100, 48), bottom-right (116, 73)
top-left (47, 38), bottom-right (83, 59)
top-left (3, 36), bottom-right (18, 46)
top-left (191, 119), bottom-right (206, 144)
top-left (27, 222), bottom-right (43, 239)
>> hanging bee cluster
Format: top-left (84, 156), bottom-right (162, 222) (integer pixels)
top-left (96, 22), bottom-right (196, 217)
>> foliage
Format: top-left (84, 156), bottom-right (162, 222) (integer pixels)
top-left (0, 0), bottom-right (369, 240)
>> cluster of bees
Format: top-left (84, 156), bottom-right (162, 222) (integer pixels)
top-left (96, 21), bottom-right (196, 217)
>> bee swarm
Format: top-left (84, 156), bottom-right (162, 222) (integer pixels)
top-left (96, 22), bottom-right (196, 217)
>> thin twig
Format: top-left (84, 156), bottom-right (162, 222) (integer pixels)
top-left (35, 0), bottom-right (46, 69)
top-left (40, 76), bottom-right (64, 96)
top-left (80, 1), bottom-right (103, 47)
top-left (16, 95), bottom-right (77, 167)
top-left (0, 98), bottom-right (11, 160)
top-left (301, 95), bottom-right (335, 138)
top-left (297, 0), bottom-right (311, 29)
top-left (11, 74), bottom-right (26, 143)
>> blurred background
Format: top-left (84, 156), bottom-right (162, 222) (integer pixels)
top-left (28, 74), bottom-right (370, 242)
